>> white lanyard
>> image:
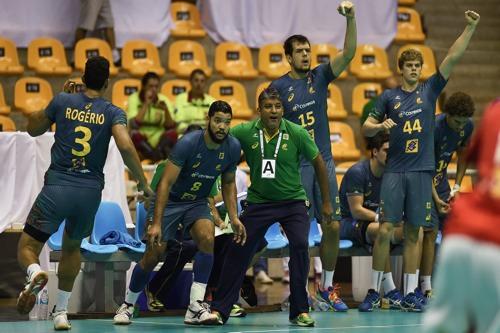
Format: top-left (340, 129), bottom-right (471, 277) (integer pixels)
top-left (259, 130), bottom-right (283, 159)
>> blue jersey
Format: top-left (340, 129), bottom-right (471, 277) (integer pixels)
top-left (339, 160), bottom-right (382, 219)
top-left (168, 130), bottom-right (241, 201)
top-left (270, 63), bottom-right (336, 165)
top-left (433, 113), bottom-right (473, 195)
top-left (44, 92), bottom-right (127, 189)
top-left (370, 73), bottom-right (447, 172)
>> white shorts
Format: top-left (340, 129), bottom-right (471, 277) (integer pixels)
top-left (78, 0), bottom-right (114, 31)
top-left (423, 235), bottom-right (500, 333)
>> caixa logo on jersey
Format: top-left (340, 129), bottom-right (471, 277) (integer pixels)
top-left (292, 100), bottom-right (316, 112)
top-left (398, 108), bottom-right (422, 118)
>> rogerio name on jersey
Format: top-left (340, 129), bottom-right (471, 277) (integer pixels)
top-left (64, 107), bottom-right (105, 125)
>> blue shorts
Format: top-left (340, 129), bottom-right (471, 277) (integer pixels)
top-left (339, 217), bottom-right (370, 246)
top-left (379, 171), bottom-right (433, 228)
top-left (24, 184), bottom-right (102, 242)
top-left (301, 158), bottom-right (341, 222)
top-left (161, 199), bottom-right (213, 242)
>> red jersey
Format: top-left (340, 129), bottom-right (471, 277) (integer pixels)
top-left (445, 99), bottom-right (500, 245)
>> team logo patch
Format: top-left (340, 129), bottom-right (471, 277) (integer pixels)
top-left (405, 139), bottom-right (419, 153)
top-left (309, 86), bottom-right (316, 94)
top-left (425, 213), bottom-right (431, 222)
top-left (288, 93), bottom-right (294, 102)
top-left (251, 142), bottom-right (259, 149)
top-left (192, 161), bottom-right (200, 168)
top-left (394, 102), bottom-right (401, 110)
top-left (219, 152), bottom-right (224, 159)
top-left (215, 164), bottom-right (221, 171)
top-left (416, 97), bottom-right (423, 104)
top-left (460, 130), bottom-right (465, 137)
top-left (426, 202), bottom-right (432, 209)
top-left (85, 103), bottom-right (92, 110)
top-left (283, 133), bottom-right (289, 140)
top-left (281, 143), bottom-right (288, 151)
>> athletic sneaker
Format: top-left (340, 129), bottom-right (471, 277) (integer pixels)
top-left (401, 292), bottom-right (423, 312)
top-left (290, 313), bottom-right (315, 327)
top-left (113, 302), bottom-right (134, 325)
top-left (184, 300), bottom-right (220, 325)
top-left (52, 308), bottom-right (71, 330)
top-left (144, 285), bottom-right (164, 312)
top-left (316, 284), bottom-right (349, 312)
top-left (358, 289), bottom-right (381, 312)
top-left (424, 290), bottom-right (433, 302)
top-left (383, 288), bottom-right (403, 309)
top-left (17, 270), bottom-right (49, 314)
top-left (229, 304), bottom-right (247, 317)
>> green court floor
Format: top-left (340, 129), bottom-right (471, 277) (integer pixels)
top-left (0, 310), bottom-right (423, 333)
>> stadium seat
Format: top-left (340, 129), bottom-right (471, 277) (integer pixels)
top-left (161, 79), bottom-right (191, 102)
top-left (255, 81), bottom-right (271, 109)
top-left (336, 161), bottom-right (357, 170)
top-left (209, 80), bottom-right (253, 119)
top-left (74, 38), bottom-right (118, 75)
top-left (309, 219), bottom-right (321, 246)
top-left (395, 7), bottom-right (426, 43)
top-left (397, 44), bottom-right (436, 80)
top-left (134, 201), bottom-right (148, 243)
top-left (398, 0), bottom-right (417, 5)
top-left (258, 43), bottom-right (289, 79)
top-left (350, 44), bottom-right (392, 80)
top-left (311, 44), bottom-right (347, 79)
top-left (215, 42), bottom-right (258, 79)
top-left (66, 77), bottom-right (86, 93)
top-left (27, 37), bottom-right (72, 75)
top-left (327, 84), bottom-right (347, 120)
top-left (264, 223), bottom-right (288, 250)
top-left (48, 221), bottom-right (119, 253)
top-left (112, 79), bottom-right (141, 111)
top-left (91, 201), bottom-right (145, 253)
top-left (122, 39), bottom-right (165, 77)
top-left (14, 77), bottom-right (53, 114)
top-left (0, 115), bottom-right (15, 131)
top-left (351, 82), bottom-right (382, 116)
top-left (329, 122), bottom-right (362, 161)
top-left (170, 2), bottom-right (207, 38)
top-left (0, 37), bottom-right (24, 74)
top-left (0, 84), bottom-right (11, 115)
top-left (168, 40), bottom-right (212, 78)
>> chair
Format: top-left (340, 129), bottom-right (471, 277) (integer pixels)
top-left (395, 7), bottom-right (426, 43)
top-left (255, 81), bottom-right (271, 109)
top-left (258, 43), bottom-right (289, 79)
top-left (264, 223), bottom-right (288, 250)
top-left (399, 0), bottom-right (417, 5)
top-left (215, 42), bottom-right (258, 79)
top-left (27, 37), bottom-right (72, 75)
top-left (134, 201), bottom-right (148, 242)
top-left (396, 44), bottom-right (436, 80)
top-left (14, 77), bottom-right (53, 114)
top-left (327, 84), bottom-right (347, 120)
top-left (0, 84), bottom-right (11, 115)
top-left (170, 2), bottom-right (207, 38)
top-left (112, 79), bottom-right (141, 111)
top-left (311, 44), bottom-right (347, 79)
top-left (161, 79), bottom-right (191, 101)
top-left (74, 38), bottom-right (118, 75)
top-left (209, 80), bottom-right (253, 119)
top-left (168, 40), bottom-right (212, 78)
top-left (0, 115), bottom-right (16, 131)
top-left (66, 77), bottom-right (86, 93)
top-left (91, 201), bottom-right (145, 253)
top-left (351, 82), bottom-right (382, 116)
top-left (0, 37), bottom-right (24, 74)
top-left (329, 122), bottom-right (361, 162)
top-left (350, 44), bottom-right (392, 80)
top-left (122, 39), bottom-right (165, 77)
top-left (309, 219), bottom-right (353, 249)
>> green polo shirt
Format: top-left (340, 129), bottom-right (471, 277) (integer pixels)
top-left (173, 92), bottom-right (216, 135)
top-left (230, 118), bottom-right (319, 203)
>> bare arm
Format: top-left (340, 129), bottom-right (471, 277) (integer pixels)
top-left (362, 116), bottom-right (396, 137)
top-left (454, 147), bottom-right (468, 187)
top-left (311, 154), bottom-right (334, 221)
top-left (439, 10), bottom-right (480, 80)
top-left (208, 196), bottom-right (225, 229)
top-left (347, 195), bottom-right (377, 221)
top-left (330, 2), bottom-right (357, 77)
top-left (27, 110), bottom-right (52, 137)
top-left (221, 170), bottom-right (246, 244)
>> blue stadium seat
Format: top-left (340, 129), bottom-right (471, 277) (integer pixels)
top-left (135, 201), bottom-right (148, 242)
top-left (264, 223), bottom-right (288, 250)
top-left (340, 239), bottom-right (353, 249)
top-left (47, 221), bottom-right (65, 251)
top-left (309, 218), bottom-right (322, 247)
top-left (435, 231), bottom-right (442, 245)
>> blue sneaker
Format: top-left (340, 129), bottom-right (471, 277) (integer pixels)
top-left (383, 288), bottom-right (403, 309)
top-left (401, 292), bottom-right (423, 312)
top-left (414, 288), bottom-right (427, 306)
top-left (358, 289), bottom-right (380, 312)
top-left (316, 284), bottom-right (349, 312)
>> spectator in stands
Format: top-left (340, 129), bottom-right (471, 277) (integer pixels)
top-left (173, 69), bottom-right (215, 135)
top-left (74, 0), bottom-right (121, 65)
top-left (128, 72), bottom-right (177, 163)
top-left (359, 76), bottom-right (399, 126)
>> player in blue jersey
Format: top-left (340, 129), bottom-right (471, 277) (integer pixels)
top-left (269, 1), bottom-right (357, 310)
top-left (361, 10), bottom-right (480, 312)
top-left (418, 92), bottom-right (475, 300)
top-left (16, 56), bottom-right (153, 330)
top-left (114, 101), bottom-right (244, 326)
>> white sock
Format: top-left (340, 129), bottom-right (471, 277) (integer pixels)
top-left (370, 270), bottom-right (383, 292)
top-left (27, 263), bottom-right (42, 280)
top-left (313, 257), bottom-right (322, 273)
top-left (416, 269), bottom-right (420, 279)
top-left (404, 273), bottom-right (418, 296)
top-left (321, 270), bottom-right (334, 289)
top-left (112, 49), bottom-right (120, 62)
top-left (420, 275), bottom-right (432, 292)
top-left (382, 272), bottom-right (396, 293)
top-left (55, 289), bottom-right (72, 311)
top-left (125, 289), bottom-right (141, 305)
top-left (190, 282), bottom-right (207, 304)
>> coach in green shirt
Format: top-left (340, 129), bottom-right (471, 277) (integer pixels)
top-left (209, 87), bottom-right (333, 328)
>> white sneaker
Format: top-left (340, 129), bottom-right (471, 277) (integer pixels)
top-left (17, 270), bottom-right (49, 314)
top-left (255, 271), bottom-right (274, 284)
top-left (53, 309), bottom-right (71, 330)
top-left (113, 303), bottom-right (134, 325)
top-left (184, 301), bottom-right (219, 325)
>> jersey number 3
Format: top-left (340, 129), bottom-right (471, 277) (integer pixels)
top-left (72, 126), bottom-right (92, 157)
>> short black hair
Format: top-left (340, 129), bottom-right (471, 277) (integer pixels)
top-left (83, 56), bottom-right (109, 90)
top-left (184, 124), bottom-right (203, 134)
top-left (366, 132), bottom-right (389, 151)
top-left (208, 100), bottom-right (232, 118)
top-left (283, 35), bottom-right (310, 56)
top-left (189, 68), bottom-right (206, 81)
top-left (141, 72), bottom-right (160, 87)
top-left (258, 87), bottom-right (281, 108)
top-left (443, 92), bottom-right (475, 117)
